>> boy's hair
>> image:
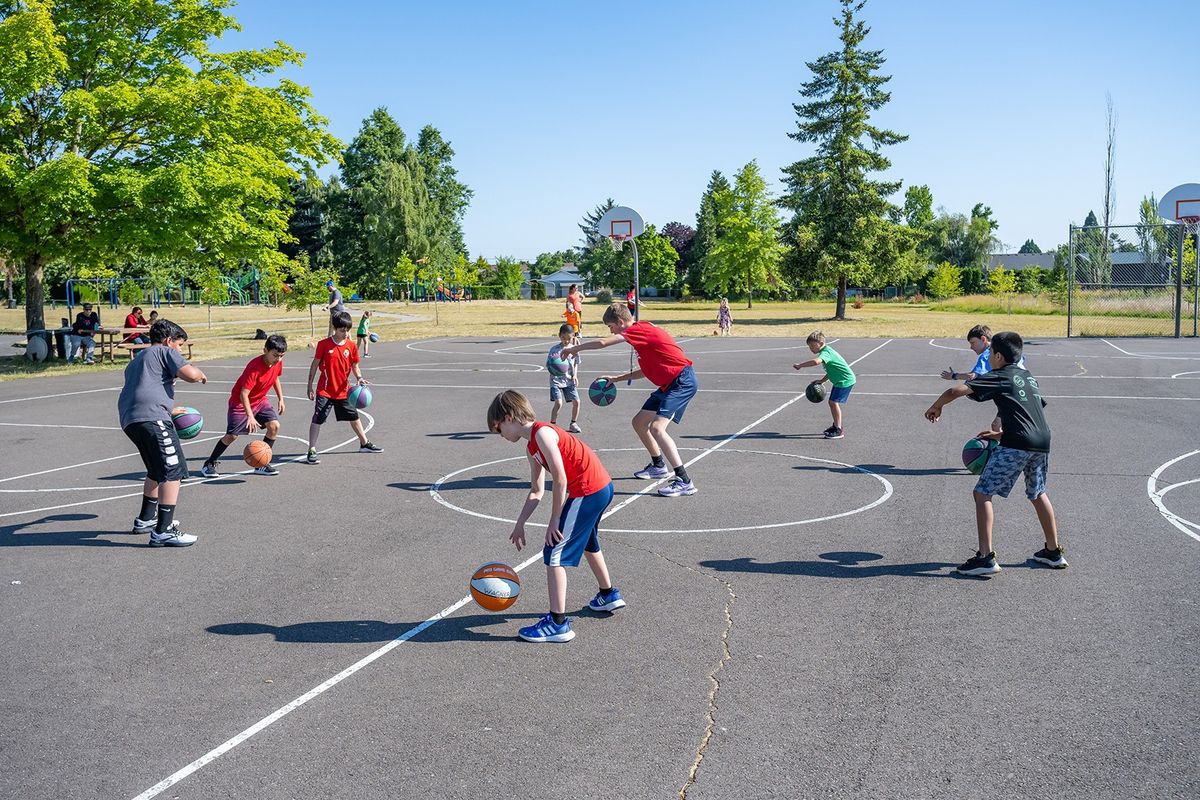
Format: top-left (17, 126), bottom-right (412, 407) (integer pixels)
top-left (331, 311), bottom-right (353, 331)
top-left (967, 324), bottom-right (992, 341)
top-left (558, 323), bottom-right (574, 336)
top-left (806, 330), bottom-right (826, 346)
top-left (149, 319), bottom-right (187, 344)
top-left (265, 334), bottom-right (288, 354)
top-left (602, 303), bottom-right (633, 325)
top-left (132, 306), bottom-right (142, 315)
top-left (990, 331), bottom-right (1023, 364)
top-left (486, 390), bottom-right (536, 431)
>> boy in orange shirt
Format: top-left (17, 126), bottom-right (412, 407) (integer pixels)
top-left (305, 311), bottom-right (382, 464)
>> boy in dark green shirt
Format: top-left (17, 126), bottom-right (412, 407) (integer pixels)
top-left (924, 331), bottom-right (1067, 576)
top-left (793, 330), bottom-right (856, 439)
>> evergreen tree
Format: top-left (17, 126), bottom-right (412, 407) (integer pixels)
top-left (687, 171), bottom-right (730, 295)
top-left (282, 178), bottom-right (327, 266)
top-left (778, 0), bottom-right (918, 318)
top-left (579, 199), bottom-right (617, 250)
top-left (1018, 239), bottom-right (1041, 254)
top-left (417, 125), bottom-right (473, 261)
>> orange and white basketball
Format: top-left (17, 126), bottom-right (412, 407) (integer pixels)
top-left (243, 440), bottom-right (272, 468)
top-left (470, 562), bottom-right (521, 612)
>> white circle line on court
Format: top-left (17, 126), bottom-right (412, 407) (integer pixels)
top-left (1147, 450), bottom-right (1200, 543)
top-left (125, 338), bottom-right (894, 799)
top-left (428, 447), bottom-right (893, 533)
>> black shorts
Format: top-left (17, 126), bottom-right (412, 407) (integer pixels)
top-left (312, 395), bottom-right (358, 424)
top-left (124, 420), bottom-right (188, 483)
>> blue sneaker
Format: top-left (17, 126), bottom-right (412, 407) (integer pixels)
top-left (588, 588), bottom-right (626, 612)
top-left (634, 463), bottom-right (670, 480)
top-left (658, 478), bottom-right (698, 497)
top-left (518, 614), bottom-right (575, 643)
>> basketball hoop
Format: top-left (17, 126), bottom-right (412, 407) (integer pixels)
top-left (1181, 216), bottom-right (1200, 236)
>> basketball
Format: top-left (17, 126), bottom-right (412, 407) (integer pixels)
top-left (369, 333), bottom-right (379, 343)
top-left (546, 352), bottom-right (570, 376)
top-left (243, 440), bottom-right (272, 468)
top-left (470, 562), bottom-right (521, 612)
top-left (962, 437), bottom-right (998, 474)
top-left (348, 384), bottom-right (373, 409)
top-left (171, 406), bottom-right (203, 439)
top-left (805, 382), bottom-right (826, 403)
top-left (589, 378), bottom-right (617, 407)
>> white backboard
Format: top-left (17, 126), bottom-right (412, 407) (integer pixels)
top-left (596, 206), bottom-right (645, 241)
top-left (1159, 183), bottom-right (1200, 221)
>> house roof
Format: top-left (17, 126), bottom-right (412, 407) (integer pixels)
top-left (988, 253), bottom-right (1056, 270)
top-left (538, 268), bottom-right (583, 283)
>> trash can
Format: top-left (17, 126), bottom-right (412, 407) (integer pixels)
top-left (5, 298), bottom-right (15, 309)
top-left (24, 329), bottom-right (53, 362)
top-left (53, 328), bottom-right (67, 359)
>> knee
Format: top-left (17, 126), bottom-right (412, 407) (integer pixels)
top-left (267, 421), bottom-right (280, 436)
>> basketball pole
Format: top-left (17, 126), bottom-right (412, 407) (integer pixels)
top-left (631, 237), bottom-right (639, 385)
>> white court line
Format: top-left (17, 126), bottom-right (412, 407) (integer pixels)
top-left (1147, 451), bottom-right (1200, 543)
top-left (928, 339), bottom-right (971, 352)
top-left (127, 338), bottom-right (893, 799)
top-left (0, 434), bottom-right (224, 484)
top-left (1170, 370), bottom-right (1200, 379)
top-left (0, 386), bottom-right (120, 404)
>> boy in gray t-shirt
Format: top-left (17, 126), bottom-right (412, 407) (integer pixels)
top-left (118, 319), bottom-right (208, 547)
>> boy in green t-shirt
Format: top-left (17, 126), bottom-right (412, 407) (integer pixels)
top-left (793, 330), bottom-right (856, 439)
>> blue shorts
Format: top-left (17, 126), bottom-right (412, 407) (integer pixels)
top-left (550, 384), bottom-right (578, 403)
top-left (641, 365), bottom-right (698, 424)
top-left (544, 482), bottom-right (614, 567)
top-left (974, 446), bottom-right (1049, 500)
top-left (828, 384), bottom-right (854, 403)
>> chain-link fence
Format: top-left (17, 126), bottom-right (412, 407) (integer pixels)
top-left (1068, 223), bottom-right (1198, 337)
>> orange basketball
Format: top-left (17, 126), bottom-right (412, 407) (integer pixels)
top-left (243, 440), bottom-right (272, 468)
top-left (469, 562), bottom-right (521, 612)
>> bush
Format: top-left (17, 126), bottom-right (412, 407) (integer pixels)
top-left (530, 281), bottom-right (547, 301)
top-left (910, 292), bottom-right (926, 304)
top-left (594, 288), bottom-right (613, 305)
top-left (118, 281), bottom-right (143, 306)
top-left (851, 297), bottom-right (865, 309)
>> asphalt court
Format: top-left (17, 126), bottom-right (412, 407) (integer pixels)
top-left (1, 335), bottom-right (1197, 799)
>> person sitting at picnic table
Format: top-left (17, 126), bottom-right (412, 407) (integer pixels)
top-left (124, 306), bottom-right (149, 344)
top-left (68, 302), bottom-right (100, 364)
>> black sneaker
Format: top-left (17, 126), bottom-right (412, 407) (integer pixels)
top-left (823, 427), bottom-right (844, 439)
top-left (200, 461), bottom-right (219, 478)
top-left (1032, 546), bottom-right (1068, 569)
top-left (306, 448), bottom-right (320, 464)
top-left (957, 550), bottom-right (1000, 576)
top-left (359, 441), bottom-right (383, 453)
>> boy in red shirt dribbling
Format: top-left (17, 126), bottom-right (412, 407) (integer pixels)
top-left (488, 390), bottom-right (625, 643)
top-left (201, 335), bottom-right (288, 477)
top-left (561, 303), bottom-right (699, 497)
top-left (305, 311), bottom-right (382, 464)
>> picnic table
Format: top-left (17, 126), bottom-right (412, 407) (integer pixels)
top-left (96, 328), bottom-right (193, 361)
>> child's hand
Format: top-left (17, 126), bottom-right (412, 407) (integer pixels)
top-left (940, 368), bottom-right (955, 380)
top-left (358, 378), bottom-right (370, 386)
top-left (307, 387), bottom-right (315, 401)
top-left (792, 363), bottom-right (802, 370)
top-left (978, 429), bottom-right (1001, 440)
top-left (924, 405), bottom-right (942, 423)
top-left (247, 417), bottom-right (260, 434)
top-left (544, 523), bottom-right (564, 548)
top-left (509, 524), bottom-right (526, 551)
top-left (278, 399), bottom-right (286, 415)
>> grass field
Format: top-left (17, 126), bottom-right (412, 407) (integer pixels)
top-left (0, 296), bottom-right (1103, 381)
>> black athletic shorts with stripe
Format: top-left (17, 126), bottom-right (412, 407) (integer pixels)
top-left (124, 419), bottom-right (188, 483)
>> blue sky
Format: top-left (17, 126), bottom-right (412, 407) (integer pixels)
top-left (227, 0), bottom-right (1198, 261)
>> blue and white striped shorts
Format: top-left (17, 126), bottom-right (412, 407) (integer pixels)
top-left (544, 482), bottom-right (614, 567)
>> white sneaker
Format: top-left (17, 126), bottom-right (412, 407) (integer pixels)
top-left (148, 524), bottom-right (194, 547)
top-left (132, 517), bottom-right (157, 534)
top-left (568, 422), bottom-right (582, 434)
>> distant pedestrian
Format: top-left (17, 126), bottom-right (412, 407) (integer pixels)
top-left (716, 298), bottom-right (732, 336)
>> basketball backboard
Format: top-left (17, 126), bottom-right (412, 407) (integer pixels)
top-left (1159, 183), bottom-right (1200, 223)
top-left (596, 206), bottom-right (645, 242)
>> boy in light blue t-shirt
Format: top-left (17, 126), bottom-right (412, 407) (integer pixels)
top-left (940, 324), bottom-right (1025, 432)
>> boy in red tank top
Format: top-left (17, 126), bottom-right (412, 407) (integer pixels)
top-left (561, 302), bottom-right (699, 497)
top-left (487, 390), bottom-right (625, 643)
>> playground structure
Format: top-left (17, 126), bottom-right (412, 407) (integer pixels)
top-left (64, 269), bottom-right (262, 312)
top-left (386, 277), bottom-right (476, 302)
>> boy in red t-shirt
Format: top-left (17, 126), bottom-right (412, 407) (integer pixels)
top-left (561, 303), bottom-right (699, 497)
top-left (487, 390), bottom-right (624, 643)
top-left (305, 311), bottom-right (381, 464)
top-left (201, 335), bottom-right (287, 478)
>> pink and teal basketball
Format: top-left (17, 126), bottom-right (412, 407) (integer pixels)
top-left (171, 406), bottom-right (203, 439)
top-left (588, 378), bottom-right (617, 407)
top-left (348, 385), bottom-right (373, 410)
top-left (546, 353), bottom-right (570, 376)
top-left (962, 437), bottom-right (998, 474)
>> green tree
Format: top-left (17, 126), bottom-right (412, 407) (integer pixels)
top-left (926, 261), bottom-right (963, 300)
top-left (282, 177), bottom-right (327, 266)
top-left (577, 239), bottom-right (624, 291)
top-left (778, 0), bottom-right (916, 318)
top-left (195, 265), bottom-right (226, 330)
top-left (633, 225), bottom-right (681, 293)
top-left (0, 0), bottom-right (339, 332)
top-left (417, 125), bottom-right (472, 259)
top-left (492, 256), bottom-right (524, 300)
top-left (989, 265), bottom-right (1018, 312)
top-left (702, 161), bottom-right (786, 306)
top-left (1018, 238), bottom-right (1041, 254)
top-left (687, 171), bottom-right (730, 295)
top-left (530, 250), bottom-right (575, 281)
top-left (282, 257), bottom-right (336, 337)
top-left (578, 199), bottom-right (617, 250)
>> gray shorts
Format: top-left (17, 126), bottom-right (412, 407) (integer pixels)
top-left (974, 446), bottom-right (1048, 500)
top-left (551, 384), bottom-right (578, 403)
